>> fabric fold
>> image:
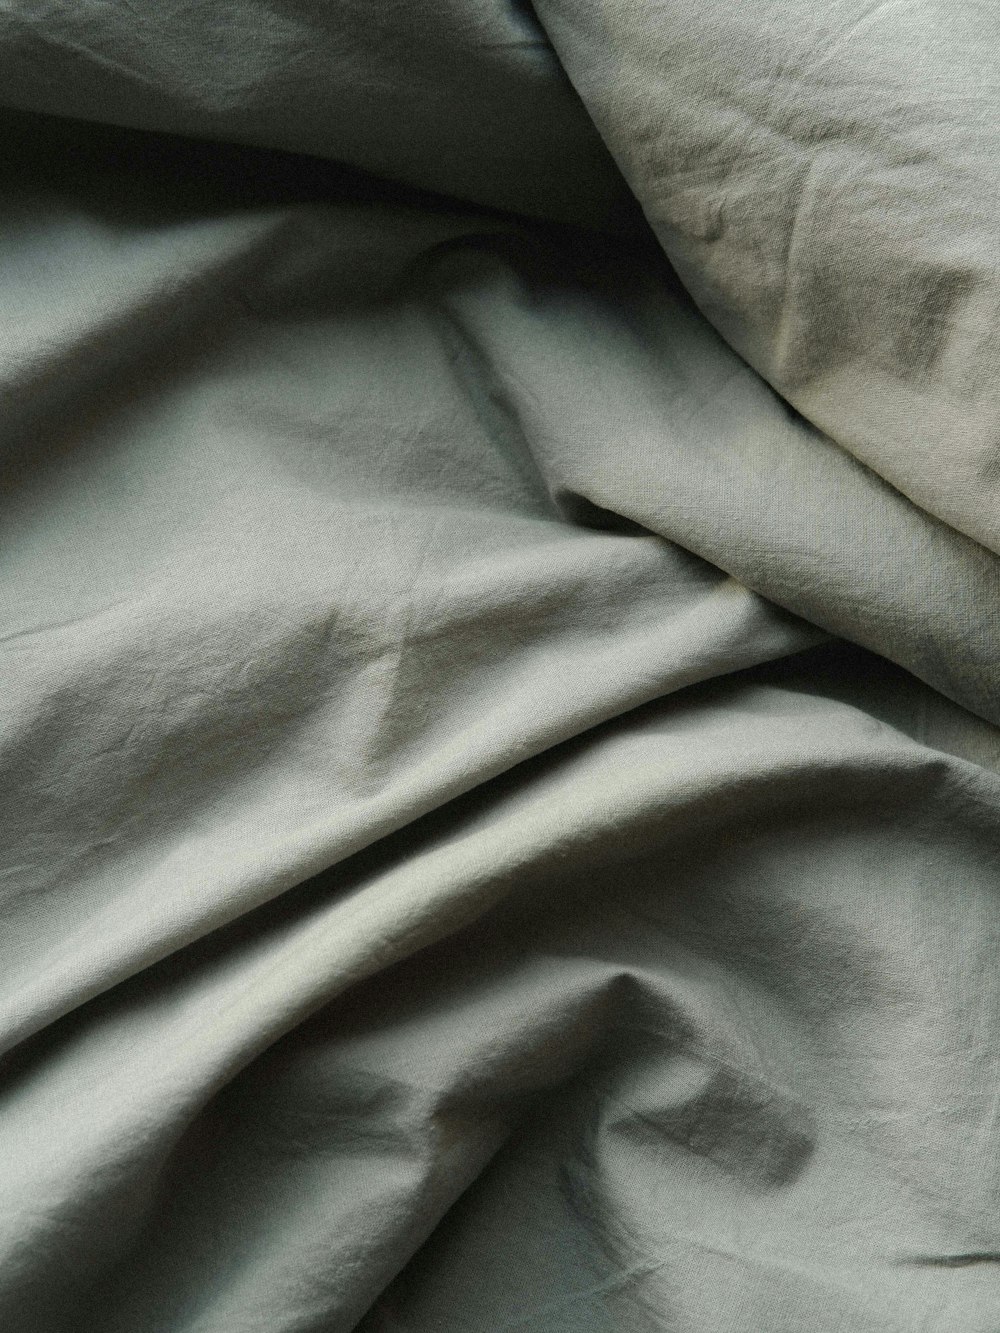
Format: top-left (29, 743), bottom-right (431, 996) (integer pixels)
top-left (533, 0), bottom-right (1000, 553)
top-left (2, 7), bottom-right (1000, 1331)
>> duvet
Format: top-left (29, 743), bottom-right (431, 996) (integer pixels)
top-left (2, 2), bottom-right (1000, 1329)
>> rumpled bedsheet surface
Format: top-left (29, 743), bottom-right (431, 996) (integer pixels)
top-left (2, 2), bottom-right (1000, 1329)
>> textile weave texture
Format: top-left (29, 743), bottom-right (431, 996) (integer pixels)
top-left (2, 3), bottom-right (1000, 1329)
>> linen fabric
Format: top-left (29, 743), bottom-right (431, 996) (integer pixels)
top-left (1, 5), bottom-right (1000, 1331)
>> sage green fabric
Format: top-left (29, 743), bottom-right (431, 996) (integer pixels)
top-left (537, 0), bottom-right (1000, 552)
top-left (1, 5), bottom-right (1000, 1331)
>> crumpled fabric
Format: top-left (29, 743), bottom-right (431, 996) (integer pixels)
top-left (1, 4), bottom-right (1000, 1331)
